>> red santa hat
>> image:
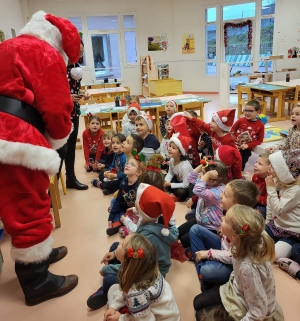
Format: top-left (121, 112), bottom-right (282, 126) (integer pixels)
top-left (269, 149), bottom-right (300, 184)
top-left (212, 109), bottom-right (236, 132)
top-left (127, 103), bottom-right (141, 116)
top-left (215, 145), bottom-right (242, 180)
top-left (169, 133), bottom-right (191, 156)
top-left (19, 11), bottom-right (81, 64)
top-left (165, 100), bottom-right (178, 112)
top-left (135, 183), bottom-right (175, 236)
top-left (139, 113), bottom-right (153, 130)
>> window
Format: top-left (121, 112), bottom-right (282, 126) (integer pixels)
top-left (123, 15), bottom-right (137, 63)
top-left (223, 2), bottom-right (256, 20)
top-left (68, 16), bottom-right (86, 66)
top-left (205, 7), bottom-right (217, 76)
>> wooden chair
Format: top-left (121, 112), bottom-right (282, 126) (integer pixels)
top-left (49, 175), bottom-right (61, 228)
top-left (285, 85), bottom-right (300, 116)
top-left (237, 86), bottom-right (267, 117)
top-left (116, 111), bottom-right (127, 133)
top-left (98, 112), bottom-right (114, 131)
top-left (59, 172), bottom-right (67, 195)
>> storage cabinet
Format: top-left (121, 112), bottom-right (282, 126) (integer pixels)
top-left (140, 56), bottom-right (157, 97)
top-left (148, 79), bottom-right (182, 97)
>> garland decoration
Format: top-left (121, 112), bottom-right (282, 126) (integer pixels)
top-left (131, 149), bottom-right (146, 163)
top-left (224, 20), bottom-right (252, 50)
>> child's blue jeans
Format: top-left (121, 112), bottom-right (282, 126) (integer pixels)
top-left (189, 224), bottom-right (233, 291)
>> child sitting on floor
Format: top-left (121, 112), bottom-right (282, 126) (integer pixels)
top-left (265, 148), bottom-right (300, 260)
top-left (266, 106), bottom-right (300, 153)
top-left (188, 180), bottom-right (259, 292)
top-left (159, 100), bottom-right (177, 137)
top-left (184, 109), bottom-right (237, 151)
top-left (164, 132), bottom-right (193, 202)
top-left (96, 130), bottom-right (115, 172)
top-left (198, 130), bottom-right (214, 160)
top-left (194, 205), bottom-right (284, 321)
top-left (120, 133), bottom-right (144, 161)
top-left (252, 152), bottom-right (270, 218)
top-left (136, 113), bottom-right (160, 162)
top-left (104, 233), bottom-right (180, 321)
top-left (121, 95), bottom-right (140, 127)
top-left (106, 153), bottom-right (145, 236)
top-left (91, 133), bottom-right (126, 195)
top-left (121, 103), bottom-right (140, 137)
top-left (230, 99), bottom-right (264, 170)
top-left (160, 119), bottom-right (172, 163)
top-left (178, 159), bottom-right (228, 248)
top-left (82, 114), bottom-right (104, 172)
top-left (86, 184), bottom-right (178, 310)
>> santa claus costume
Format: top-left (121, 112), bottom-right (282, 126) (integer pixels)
top-left (0, 11), bottom-right (80, 305)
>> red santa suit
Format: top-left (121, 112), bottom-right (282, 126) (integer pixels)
top-left (0, 11), bottom-right (80, 305)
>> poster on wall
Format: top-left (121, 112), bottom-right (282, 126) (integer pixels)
top-left (182, 33), bottom-right (195, 54)
top-left (147, 36), bottom-right (164, 51)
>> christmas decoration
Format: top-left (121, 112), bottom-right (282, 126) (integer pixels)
top-left (224, 20), bottom-right (252, 50)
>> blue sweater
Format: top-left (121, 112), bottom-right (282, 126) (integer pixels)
top-left (108, 177), bottom-right (139, 222)
top-left (108, 152), bottom-right (126, 180)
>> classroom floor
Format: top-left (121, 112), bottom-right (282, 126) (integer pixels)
top-left (0, 95), bottom-right (299, 321)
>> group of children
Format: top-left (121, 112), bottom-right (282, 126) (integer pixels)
top-left (79, 94), bottom-right (300, 320)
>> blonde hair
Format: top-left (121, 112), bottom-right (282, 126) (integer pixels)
top-left (118, 233), bottom-right (159, 292)
top-left (126, 95), bottom-right (140, 105)
top-left (258, 153), bottom-right (271, 165)
top-left (229, 205), bottom-right (275, 264)
top-left (228, 180), bottom-right (259, 207)
top-left (103, 130), bottom-right (115, 140)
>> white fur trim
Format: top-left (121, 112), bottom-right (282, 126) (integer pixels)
top-left (169, 133), bottom-right (186, 156)
top-left (169, 112), bottom-right (184, 122)
top-left (45, 130), bottom-right (70, 151)
top-left (127, 107), bottom-right (140, 116)
top-left (135, 184), bottom-right (155, 221)
top-left (0, 139), bottom-right (61, 175)
top-left (269, 151), bottom-right (295, 184)
top-left (19, 11), bottom-right (68, 65)
top-left (161, 228), bottom-right (170, 236)
top-left (11, 236), bottom-right (53, 263)
top-left (212, 113), bottom-right (230, 132)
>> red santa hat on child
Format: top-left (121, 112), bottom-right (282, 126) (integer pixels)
top-left (269, 149), bottom-right (300, 184)
top-left (169, 113), bottom-right (192, 156)
top-left (139, 113), bottom-right (153, 130)
top-left (212, 109), bottom-right (236, 132)
top-left (127, 103), bottom-right (141, 116)
top-left (165, 100), bottom-right (178, 111)
top-left (215, 145), bottom-right (242, 180)
top-left (19, 11), bottom-right (81, 64)
top-left (135, 183), bottom-right (175, 236)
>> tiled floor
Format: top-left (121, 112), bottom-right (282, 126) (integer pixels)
top-left (0, 95), bottom-right (299, 321)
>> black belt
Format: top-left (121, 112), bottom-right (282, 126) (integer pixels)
top-left (0, 95), bottom-right (45, 134)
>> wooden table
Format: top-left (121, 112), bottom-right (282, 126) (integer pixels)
top-left (86, 87), bottom-right (129, 101)
top-left (80, 94), bottom-right (211, 139)
top-left (238, 83), bottom-right (293, 122)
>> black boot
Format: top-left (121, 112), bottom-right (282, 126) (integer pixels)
top-left (66, 174), bottom-right (88, 190)
top-left (49, 246), bottom-right (68, 264)
top-left (15, 259), bottom-right (78, 306)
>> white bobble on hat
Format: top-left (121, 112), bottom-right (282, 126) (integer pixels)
top-left (70, 67), bottom-right (83, 80)
top-left (222, 116), bottom-right (228, 122)
top-left (161, 228), bottom-right (170, 236)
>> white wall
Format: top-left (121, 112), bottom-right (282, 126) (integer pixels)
top-left (0, 0), bottom-right (24, 40)
top-left (23, 0), bottom-right (300, 93)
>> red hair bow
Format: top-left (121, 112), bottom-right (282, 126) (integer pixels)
top-left (127, 247), bottom-right (144, 259)
top-left (146, 166), bottom-right (160, 173)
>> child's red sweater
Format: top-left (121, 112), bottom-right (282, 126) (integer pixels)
top-left (252, 174), bottom-right (267, 206)
top-left (82, 129), bottom-right (104, 165)
top-left (189, 118), bottom-right (236, 150)
top-left (230, 117), bottom-right (264, 150)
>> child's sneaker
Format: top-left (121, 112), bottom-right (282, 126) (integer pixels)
top-left (185, 247), bottom-right (195, 262)
top-left (106, 222), bottom-right (122, 236)
top-left (87, 286), bottom-right (107, 310)
top-left (91, 179), bottom-right (102, 188)
top-left (169, 193), bottom-right (180, 202)
top-left (185, 210), bottom-right (196, 221)
top-left (119, 226), bottom-right (129, 238)
top-left (277, 258), bottom-right (300, 278)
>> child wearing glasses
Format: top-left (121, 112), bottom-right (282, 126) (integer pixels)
top-left (230, 100), bottom-right (264, 170)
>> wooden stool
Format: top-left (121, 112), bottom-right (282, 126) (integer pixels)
top-left (59, 172), bottom-right (67, 195)
top-left (49, 175), bottom-right (62, 228)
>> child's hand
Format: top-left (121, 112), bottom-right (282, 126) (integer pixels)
top-left (101, 252), bottom-right (115, 265)
top-left (108, 221), bottom-right (113, 228)
top-left (92, 162), bottom-right (99, 171)
top-left (164, 181), bottom-right (171, 187)
top-left (104, 171), bottom-right (109, 178)
top-left (120, 215), bottom-right (126, 224)
top-left (265, 146), bottom-right (275, 154)
top-left (265, 175), bottom-right (277, 187)
top-left (186, 198), bottom-right (194, 208)
top-left (202, 170), bottom-right (218, 182)
top-left (239, 144), bottom-right (248, 150)
top-left (107, 311), bottom-right (121, 321)
top-left (195, 250), bottom-right (208, 263)
top-left (103, 308), bottom-right (117, 321)
top-left (193, 164), bottom-right (203, 173)
top-left (84, 164), bottom-right (90, 170)
top-left (97, 163), bottom-right (105, 170)
top-left (183, 111), bottom-right (193, 119)
top-left (99, 267), bottom-right (104, 276)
